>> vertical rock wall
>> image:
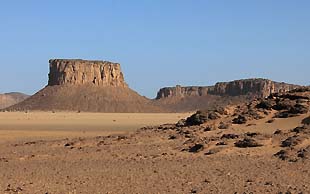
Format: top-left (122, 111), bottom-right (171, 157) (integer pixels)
top-left (48, 59), bottom-right (128, 87)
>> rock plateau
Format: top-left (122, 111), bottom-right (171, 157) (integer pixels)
top-left (154, 79), bottom-right (300, 112)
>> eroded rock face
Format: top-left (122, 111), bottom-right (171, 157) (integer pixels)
top-left (212, 79), bottom-right (298, 97)
top-left (156, 79), bottom-right (299, 100)
top-left (48, 59), bottom-right (127, 87)
top-left (156, 85), bottom-right (213, 99)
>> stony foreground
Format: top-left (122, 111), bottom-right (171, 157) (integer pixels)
top-left (0, 116), bottom-right (309, 194)
top-left (1, 88), bottom-right (310, 194)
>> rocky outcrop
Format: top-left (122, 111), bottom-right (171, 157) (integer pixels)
top-left (48, 59), bottom-right (127, 87)
top-left (0, 93), bottom-right (29, 109)
top-left (156, 79), bottom-right (300, 100)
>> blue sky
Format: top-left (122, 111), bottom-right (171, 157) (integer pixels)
top-left (0, 0), bottom-right (309, 98)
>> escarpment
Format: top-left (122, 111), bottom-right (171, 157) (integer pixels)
top-left (154, 79), bottom-right (301, 112)
top-left (156, 79), bottom-right (299, 100)
top-left (212, 79), bottom-right (298, 97)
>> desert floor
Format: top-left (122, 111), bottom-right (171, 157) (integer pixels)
top-left (0, 111), bottom-right (309, 194)
top-left (0, 112), bottom-right (190, 143)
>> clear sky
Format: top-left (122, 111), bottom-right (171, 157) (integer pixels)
top-left (0, 0), bottom-right (309, 98)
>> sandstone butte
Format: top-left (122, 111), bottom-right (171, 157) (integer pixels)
top-left (7, 59), bottom-right (163, 112)
top-left (5, 59), bottom-right (301, 113)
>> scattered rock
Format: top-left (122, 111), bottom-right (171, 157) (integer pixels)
top-left (204, 126), bottom-right (213, 132)
top-left (232, 115), bottom-right (247, 124)
top-left (176, 119), bottom-right (186, 127)
top-left (280, 93), bottom-right (310, 100)
top-left (185, 110), bottom-right (220, 126)
top-left (168, 135), bottom-right (177, 140)
top-left (274, 150), bottom-right (298, 162)
top-left (216, 141), bottom-right (227, 146)
top-left (297, 146), bottom-right (310, 159)
top-left (272, 99), bottom-right (295, 111)
top-left (188, 144), bottom-right (204, 153)
top-left (256, 99), bottom-right (275, 110)
top-left (281, 136), bottom-right (302, 147)
top-left (116, 135), bottom-right (127, 141)
top-left (302, 116), bottom-right (310, 125)
top-left (274, 150), bottom-right (289, 160)
top-left (275, 104), bottom-right (309, 118)
top-left (0, 158), bottom-right (9, 163)
top-left (266, 119), bottom-right (275, 123)
top-left (4, 185), bottom-right (23, 193)
top-left (221, 134), bottom-right (239, 139)
top-left (64, 142), bottom-right (74, 147)
top-left (274, 129), bottom-right (283, 135)
top-left (289, 104), bottom-right (309, 114)
top-left (218, 121), bottom-right (231, 129)
top-left (235, 138), bottom-right (262, 148)
top-left (291, 126), bottom-right (308, 134)
top-left (185, 111), bottom-right (209, 126)
top-left (245, 132), bottom-right (260, 137)
top-left (158, 124), bottom-right (176, 130)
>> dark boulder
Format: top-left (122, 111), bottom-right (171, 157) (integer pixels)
top-left (302, 116), bottom-right (310, 125)
top-left (256, 99), bottom-right (275, 110)
top-left (234, 138), bottom-right (262, 148)
top-left (297, 146), bottom-right (310, 159)
top-left (232, 115), bottom-right (247, 124)
top-left (185, 110), bottom-right (220, 126)
top-left (218, 121), bottom-right (231, 129)
top-left (221, 134), bottom-right (239, 139)
top-left (281, 136), bottom-right (301, 147)
top-left (188, 144), bottom-right (204, 153)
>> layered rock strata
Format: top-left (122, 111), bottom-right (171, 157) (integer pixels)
top-left (156, 79), bottom-right (299, 100)
top-left (48, 59), bottom-right (127, 87)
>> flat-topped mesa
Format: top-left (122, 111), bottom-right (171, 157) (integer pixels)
top-left (48, 59), bottom-right (128, 87)
top-left (156, 79), bottom-right (300, 100)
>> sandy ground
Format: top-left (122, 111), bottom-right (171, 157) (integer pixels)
top-left (0, 111), bottom-right (310, 194)
top-left (0, 112), bottom-right (190, 143)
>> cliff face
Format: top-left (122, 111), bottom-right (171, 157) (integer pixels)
top-left (211, 79), bottom-right (298, 97)
top-left (156, 79), bottom-right (299, 100)
top-left (156, 85), bottom-right (213, 99)
top-left (48, 59), bottom-right (127, 87)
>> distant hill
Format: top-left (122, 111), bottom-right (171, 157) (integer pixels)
top-left (0, 92), bottom-right (29, 109)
